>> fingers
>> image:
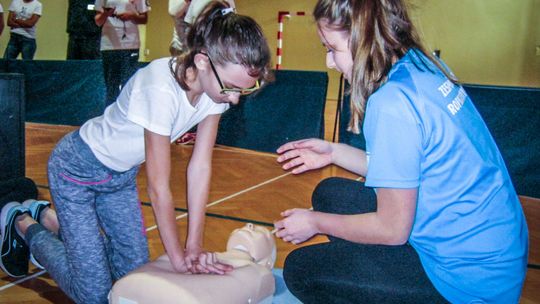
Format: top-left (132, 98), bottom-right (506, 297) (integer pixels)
top-left (274, 209), bottom-right (296, 236)
top-left (277, 138), bottom-right (318, 154)
top-left (184, 256), bottom-right (193, 270)
top-left (211, 261), bottom-right (233, 273)
top-left (197, 252), bottom-right (213, 274)
top-left (276, 147), bottom-right (302, 163)
top-left (280, 209), bottom-right (294, 217)
top-left (291, 164), bottom-right (310, 175)
top-left (276, 139), bottom-right (305, 154)
top-left (191, 252), bottom-right (232, 275)
top-left (280, 154), bottom-right (304, 169)
top-left (278, 230), bottom-right (302, 245)
top-left (282, 235), bottom-right (297, 243)
top-left (277, 151), bottom-right (310, 174)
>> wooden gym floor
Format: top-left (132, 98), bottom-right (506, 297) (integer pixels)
top-left (0, 103), bottom-right (538, 303)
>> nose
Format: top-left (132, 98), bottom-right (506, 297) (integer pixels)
top-left (326, 52), bottom-right (336, 70)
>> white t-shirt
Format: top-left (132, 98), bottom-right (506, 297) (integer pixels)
top-left (94, 0), bottom-right (150, 50)
top-left (0, 4), bottom-right (4, 13)
top-left (9, 0), bottom-right (42, 39)
top-left (79, 57), bottom-right (229, 172)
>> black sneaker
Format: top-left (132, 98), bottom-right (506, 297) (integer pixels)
top-left (0, 202), bottom-right (30, 278)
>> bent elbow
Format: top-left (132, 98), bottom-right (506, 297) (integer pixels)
top-left (381, 229), bottom-right (410, 246)
top-left (386, 235), bottom-right (409, 246)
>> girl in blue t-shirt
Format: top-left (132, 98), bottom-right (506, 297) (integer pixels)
top-left (274, 0), bottom-right (528, 303)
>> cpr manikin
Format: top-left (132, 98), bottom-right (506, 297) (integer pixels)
top-left (109, 223), bottom-right (276, 304)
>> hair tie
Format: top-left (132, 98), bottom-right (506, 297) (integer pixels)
top-left (220, 8), bottom-right (235, 16)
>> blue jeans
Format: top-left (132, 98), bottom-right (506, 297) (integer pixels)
top-left (4, 33), bottom-right (37, 60)
top-left (283, 177), bottom-right (449, 303)
top-left (26, 130), bottom-right (149, 304)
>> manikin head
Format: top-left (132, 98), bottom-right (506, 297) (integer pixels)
top-left (226, 223), bottom-right (276, 270)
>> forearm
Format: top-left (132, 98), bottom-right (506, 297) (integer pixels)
top-left (331, 143), bottom-right (368, 176)
top-left (150, 189), bottom-right (185, 260)
top-left (94, 12), bottom-right (109, 26)
top-left (130, 12), bottom-right (148, 24)
top-left (185, 163), bottom-right (211, 248)
top-left (7, 16), bottom-right (18, 28)
top-left (313, 211), bottom-right (406, 245)
top-left (315, 188), bottom-right (416, 245)
top-left (12, 18), bottom-right (37, 28)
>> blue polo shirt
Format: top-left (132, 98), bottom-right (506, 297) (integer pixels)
top-left (363, 49), bottom-right (528, 303)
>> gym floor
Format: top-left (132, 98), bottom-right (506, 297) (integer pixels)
top-left (0, 103), bottom-right (538, 303)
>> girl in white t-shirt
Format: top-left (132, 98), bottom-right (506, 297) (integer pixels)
top-left (0, 2), bottom-right (271, 303)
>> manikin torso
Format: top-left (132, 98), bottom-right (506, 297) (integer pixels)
top-left (109, 223), bottom-right (276, 304)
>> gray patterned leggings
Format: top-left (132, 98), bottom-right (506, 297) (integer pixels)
top-left (26, 130), bottom-right (149, 304)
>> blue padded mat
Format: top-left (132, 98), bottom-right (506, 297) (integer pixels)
top-left (273, 268), bottom-right (301, 304)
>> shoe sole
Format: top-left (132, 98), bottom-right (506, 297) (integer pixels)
top-left (0, 202), bottom-right (27, 278)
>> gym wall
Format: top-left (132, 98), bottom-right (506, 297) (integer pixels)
top-left (0, 0), bottom-right (538, 100)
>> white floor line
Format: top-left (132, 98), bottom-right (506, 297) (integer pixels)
top-left (213, 146), bottom-right (278, 158)
top-left (0, 270), bottom-right (47, 291)
top-left (145, 172), bottom-right (292, 232)
top-left (0, 171), bottom-right (293, 291)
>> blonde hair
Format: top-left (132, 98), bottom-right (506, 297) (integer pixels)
top-left (314, 0), bottom-right (457, 134)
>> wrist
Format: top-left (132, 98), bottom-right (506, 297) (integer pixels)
top-left (328, 142), bottom-right (337, 164)
top-left (168, 249), bottom-right (185, 261)
top-left (310, 211), bottom-right (322, 235)
top-left (185, 242), bottom-right (202, 250)
top-left (185, 238), bottom-right (203, 250)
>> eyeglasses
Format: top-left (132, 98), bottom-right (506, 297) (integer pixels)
top-left (199, 52), bottom-right (260, 96)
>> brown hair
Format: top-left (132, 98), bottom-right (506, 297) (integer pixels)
top-left (314, 0), bottom-right (457, 133)
top-left (170, 1), bottom-right (272, 91)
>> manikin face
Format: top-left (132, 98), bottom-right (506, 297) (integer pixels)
top-left (317, 22), bottom-right (354, 81)
top-left (227, 223), bottom-right (276, 269)
top-left (197, 54), bottom-right (259, 105)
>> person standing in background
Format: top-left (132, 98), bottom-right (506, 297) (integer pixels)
top-left (3, 0), bottom-right (42, 60)
top-left (94, 0), bottom-right (150, 106)
top-left (168, 0), bottom-right (235, 56)
top-left (67, 0), bottom-right (101, 60)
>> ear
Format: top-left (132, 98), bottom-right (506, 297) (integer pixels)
top-left (193, 53), bottom-right (209, 71)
